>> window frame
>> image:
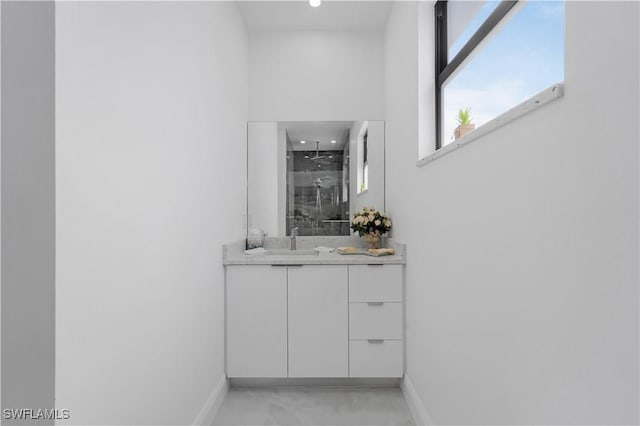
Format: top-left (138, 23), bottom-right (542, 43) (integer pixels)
top-left (434, 0), bottom-right (518, 150)
top-left (362, 129), bottom-right (368, 191)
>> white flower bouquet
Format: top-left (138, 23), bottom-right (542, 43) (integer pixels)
top-left (350, 207), bottom-right (392, 241)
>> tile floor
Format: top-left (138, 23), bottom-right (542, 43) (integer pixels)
top-left (211, 387), bottom-right (415, 426)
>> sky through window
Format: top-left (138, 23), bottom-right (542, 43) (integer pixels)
top-left (442, 0), bottom-right (565, 146)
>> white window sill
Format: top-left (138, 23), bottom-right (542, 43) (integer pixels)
top-left (417, 82), bottom-right (565, 168)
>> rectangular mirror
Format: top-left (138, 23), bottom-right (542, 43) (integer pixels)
top-left (247, 121), bottom-right (385, 237)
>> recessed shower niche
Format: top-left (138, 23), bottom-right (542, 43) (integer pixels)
top-left (247, 121), bottom-right (385, 237)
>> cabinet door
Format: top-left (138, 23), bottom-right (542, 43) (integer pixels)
top-left (226, 265), bottom-right (287, 377)
top-left (288, 265), bottom-right (348, 377)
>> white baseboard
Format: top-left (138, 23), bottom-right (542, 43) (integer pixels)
top-left (229, 377), bottom-right (400, 388)
top-left (401, 375), bottom-right (434, 426)
top-left (192, 374), bottom-right (229, 426)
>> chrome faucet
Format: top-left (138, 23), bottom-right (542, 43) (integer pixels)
top-left (290, 227), bottom-right (299, 250)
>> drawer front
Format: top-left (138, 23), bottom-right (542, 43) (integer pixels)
top-left (349, 340), bottom-right (403, 378)
top-left (349, 302), bottom-right (403, 340)
top-left (349, 264), bottom-right (402, 302)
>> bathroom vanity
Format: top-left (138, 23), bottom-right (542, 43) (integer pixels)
top-left (222, 237), bottom-right (406, 379)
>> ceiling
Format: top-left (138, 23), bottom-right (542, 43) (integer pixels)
top-left (280, 121), bottom-right (352, 151)
top-left (236, 1), bottom-right (393, 32)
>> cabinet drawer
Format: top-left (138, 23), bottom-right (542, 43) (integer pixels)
top-left (349, 340), bottom-right (403, 378)
top-left (349, 265), bottom-right (402, 302)
top-left (349, 302), bottom-right (402, 340)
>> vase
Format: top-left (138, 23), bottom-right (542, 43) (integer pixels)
top-left (454, 123), bottom-right (475, 140)
top-left (361, 233), bottom-right (380, 249)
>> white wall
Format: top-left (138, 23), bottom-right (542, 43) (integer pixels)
top-left (248, 122), bottom-right (279, 236)
top-left (0, 5), bottom-right (2, 409)
top-left (55, 3), bottom-right (248, 424)
top-left (249, 31), bottom-right (384, 121)
top-left (1, 1), bottom-right (55, 416)
top-left (385, 1), bottom-right (639, 424)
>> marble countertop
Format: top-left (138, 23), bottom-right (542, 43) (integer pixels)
top-left (223, 236), bottom-right (406, 265)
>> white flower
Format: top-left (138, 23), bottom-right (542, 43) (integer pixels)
top-left (375, 219), bottom-right (381, 226)
top-left (368, 214), bottom-right (374, 221)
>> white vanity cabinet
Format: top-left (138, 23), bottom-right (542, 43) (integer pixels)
top-left (225, 261), bottom-right (404, 379)
top-left (288, 265), bottom-right (348, 377)
top-left (226, 265), bottom-right (287, 377)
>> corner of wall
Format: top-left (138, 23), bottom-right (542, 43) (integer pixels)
top-left (416, 2), bottom-right (435, 161)
top-left (192, 374), bottom-right (229, 426)
top-left (401, 375), bottom-right (434, 426)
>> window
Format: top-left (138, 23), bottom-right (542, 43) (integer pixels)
top-left (434, 0), bottom-right (564, 150)
top-left (357, 123), bottom-right (369, 194)
top-left (362, 130), bottom-right (369, 192)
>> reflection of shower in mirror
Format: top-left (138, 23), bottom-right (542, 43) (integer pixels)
top-left (314, 178), bottom-right (323, 232)
top-left (287, 131), bottom-right (350, 236)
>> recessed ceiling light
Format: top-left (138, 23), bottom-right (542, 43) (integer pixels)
top-left (309, 0), bottom-right (321, 7)
top-left (300, 140), bottom-right (306, 144)
top-left (305, 155), bottom-right (309, 158)
top-left (318, 164), bottom-right (321, 167)
top-left (331, 140), bottom-right (336, 144)
top-left (329, 155), bottom-right (333, 159)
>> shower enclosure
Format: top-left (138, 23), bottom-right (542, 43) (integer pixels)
top-left (286, 141), bottom-right (350, 236)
